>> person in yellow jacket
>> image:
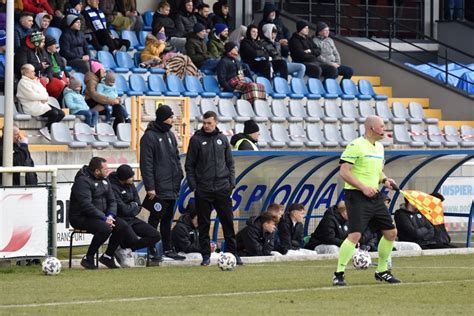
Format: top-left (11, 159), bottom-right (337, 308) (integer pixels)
top-left (230, 119), bottom-right (260, 151)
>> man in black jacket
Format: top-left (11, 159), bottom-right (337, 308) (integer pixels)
top-left (108, 165), bottom-right (161, 267)
top-left (140, 105), bottom-right (185, 261)
top-left (305, 202), bottom-right (348, 254)
top-left (171, 202), bottom-right (201, 254)
top-left (289, 20), bottom-right (337, 80)
top-left (430, 192), bottom-right (456, 248)
top-left (59, 15), bottom-right (90, 74)
top-left (185, 110), bottom-right (240, 266)
top-left (195, 3), bottom-right (213, 32)
top-left (230, 119), bottom-right (259, 151)
top-left (236, 212), bottom-right (278, 256)
top-left (275, 203), bottom-right (306, 255)
top-left (152, 1), bottom-right (186, 52)
top-left (69, 157), bottom-right (127, 269)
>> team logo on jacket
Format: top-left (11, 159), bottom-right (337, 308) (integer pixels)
top-left (154, 202), bottom-right (162, 212)
top-left (102, 180), bottom-right (108, 186)
top-left (217, 139), bottom-right (222, 145)
top-left (159, 138), bottom-right (163, 142)
top-left (202, 141), bottom-right (207, 145)
top-left (94, 183), bottom-right (98, 187)
top-left (417, 214), bottom-right (422, 219)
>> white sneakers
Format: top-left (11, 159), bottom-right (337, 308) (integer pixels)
top-left (39, 127), bottom-right (51, 141)
top-left (114, 246), bottom-right (134, 268)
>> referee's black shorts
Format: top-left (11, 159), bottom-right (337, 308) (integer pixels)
top-left (344, 189), bottom-right (395, 234)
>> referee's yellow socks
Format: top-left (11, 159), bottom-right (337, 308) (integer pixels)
top-left (336, 239), bottom-right (356, 273)
top-left (377, 237), bottom-right (394, 272)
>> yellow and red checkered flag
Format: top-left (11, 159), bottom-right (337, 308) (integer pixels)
top-left (399, 190), bottom-right (445, 225)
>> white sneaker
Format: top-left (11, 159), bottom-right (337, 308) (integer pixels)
top-left (114, 246), bottom-right (134, 268)
top-left (39, 127), bottom-right (51, 141)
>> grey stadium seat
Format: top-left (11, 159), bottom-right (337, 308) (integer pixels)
top-left (324, 99), bottom-right (345, 122)
top-left (96, 123), bottom-right (130, 148)
top-left (392, 102), bottom-right (421, 124)
top-left (359, 124), bottom-right (391, 147)
top-left (376, 102), bottom-right (401, 123)
top-left (427, 124), bottom-right (457, 148)
top-left (74, 122), bottom-right (109, 148)
top-left (341, 102), bottom-right (362, 123)
top-left (218, 99), bottom-right (239, 121)
top-left (410, 124), bottom-right (441, 147)
top-left (236, 100), bottom-right (266, 122)
top-left (307, 100), bottom-right (328, 122)
top-left (358, 103), bottom-right (375, 122)
top-left (51, 122), bottom-right (87, 148)
top-left (393, 124), bottom-right (424, 147)
top-left (341, 124), bottom-right (359, 143)
top-left (307, 123), bottom-right (337, 147)
top-left (272, 99), bottom-right (302, 122)
top-left (271, 124), bottom-right (303, 148)
top-left (217, 122), bottom-right (233, 142)
top-left (289, 123), bottom-right (321, 148)
top-left (235, 123), bottom-right (244, 134)
top-left (13, 101), bottom-right (33, 120)
top-left (409, 102), bottom-right (438, 124)
top-left (324, 124), bottom-right (349, 146)
top-left (47, 97), bottom-right (75, 121)
top-left (201, 99), bottom-right (231, 122)
top-left (460, 125), bottom-right (474, 146)
top-left (444, 125), bottom-right (474, 147)
top-left (257, 123), bottom-right (272, 148)
top-left (289, 100), bottom-right (319, 123)
top-left (189, 99), bottom-right (201, 123)
top-left (254, 100), bottom-right (285, 123)
top-left (117, 123), bottom-right (132, 142)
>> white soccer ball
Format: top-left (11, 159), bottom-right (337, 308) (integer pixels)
top-left (217, 252), bottom-right (237, 271)
top-left (42, 257), bottom-right (62, 275)
top-left (352, 250), bottom-right (371, 270)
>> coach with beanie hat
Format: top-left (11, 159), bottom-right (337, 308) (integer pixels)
top-left (59, 14), bottom-right (91, 74)
top-left (139, 105), bottom-right (185, 261)
top-left (230, 119), bottom-right (260, 151)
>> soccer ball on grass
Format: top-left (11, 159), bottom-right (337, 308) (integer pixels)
top-left (217, 252), bottom-right (237, 271)
top-left (42, 257), bottom-right (62, 275)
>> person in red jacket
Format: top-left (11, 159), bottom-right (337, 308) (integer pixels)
top-left (22, 0), bottom-right (54, 15)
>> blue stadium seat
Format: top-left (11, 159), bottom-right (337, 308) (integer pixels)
top-left (256, 76), bottom-right (285, 99)
top-left (121, 30), bottom-right (143, 50)
top-left (148, 74), bottom-right (168, 95)
top-left (143, 11), bottom-right (153, 31)
top-left (185, 75), bottom-right (216, 98)
top-left (115, 51), bottom-right (147, 73)
top-left (273, 77), bottom-right (303, 99)
top-left (341, 79), bottom-right (371, 100)
top-left (116, 74), bottom-right (140, 96)
top-left (97, 51), bottom-right (128, 73)
top-left (290, 77), bottom-right (321, 99)
top-left (307, 78), bottom-right (334, 98)
top-left (203, 76), bottom-right (234, 98)
top-left (73, 72), bottom-right (85, 93)
top-left (325, 78), bottom-right (354, 100)
top-left (110, 29), bottom-right (120, 39)
top-left (133, 52), bottom-right (165, 74)
top-left (129, 74), bottom-right (161, 96)
top-left (358, 79), bottom-right (388, 101)
top-left (46, 27), bottom-right (61, 45)
top-left (166, 74), bottom-right (198, 97)
top-left (138, 31), bottom-right (149, 47)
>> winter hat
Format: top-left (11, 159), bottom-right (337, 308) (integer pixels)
top-left (296, 20), bottom-right (309, 33)
top-left (29, 31), bottom-right (45, 47)
top-left (244, 119), bottom-right (259, 134)
top-left (224, 41), bottom-right (237, 53)
top-left (155, 105), bottom-right (174, 122)
top-left (66, 14), bottom-right (81, 27)
top-left (44, 35), bottom-right (57, 47)
top-left (68, 76), bottom-right (82, 91)
top-left (193, 23), bottom-right (206, 34)
top-left (105, 71), bottom-right (116, 85)
top-left (214, 23), bottom-right (228, 36)
top-left (69, 0), bottom-right (81, 8)
top-left (156, 31), bottom-right (167, 41)
top-left (316, 21), bottom-right (329, 34)
top-left (116, 164), bottom-right (135, 181)
top-left (90, 61), bottom-right (104, 74)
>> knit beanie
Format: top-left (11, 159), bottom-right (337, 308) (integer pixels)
top-left (45, 35), bottom-right (56, 47)
top-left (90, 61), bottom-right (104, 74)
top-left (116, 164), bottom-right (135, 181)
top-left (66, 14), bottom-right (81, 28)
top-left (193, 23), bottom-right (206, 34)
top-left (224, 41), bottom-right (237, 53)
top-left (316, 21), bottom-right (329, 34)
top-left (296, 20), bottom-right (309, 33)
top-left (155, 105), bottom-right (174, 122)
top-left (214, 23), bottom-right (228, 36)
top-left (68, 76), bottom-right (82, 91)
top-left (244, 120), bottom-right (259, 134)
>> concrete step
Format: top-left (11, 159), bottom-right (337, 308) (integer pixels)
top-left (438, 121), bottom-right (474, 129)
top-left (29, 144), bottom-right (69, 152)
top-left (388, 98), bottom-right (430, 108)
top-left (373, 86), bottom-right (393, 97)
top-left (424, 109), bottom-right (442, 120)
top-left (351, 76), bottom-right (381, 86)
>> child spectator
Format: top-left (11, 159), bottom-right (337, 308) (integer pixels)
top-left (140, 32), bottom-right (165, 68)
top-left (152, 1), bottom-right (186, 53)
top-left (96, 71), bottom-right (129, 129)
top-left (63, 76), bottom-right (99, 128)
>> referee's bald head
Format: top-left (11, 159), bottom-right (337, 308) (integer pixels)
top-left (365, 115), bottom-right (383, 129)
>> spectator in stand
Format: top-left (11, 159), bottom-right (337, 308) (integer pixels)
top-left (212, 0), bottom-right (233, 31)
top-left (230, 119), bottom-right (260, 151)
top-left (66, 0), bottom-right (83, 16)
top-left (14, 11), bottom-right (34, 49)
top-left (85, 62), bottom-right (124, 131)
top-left (108, 164), bottom-right (162, 267)
top-left (313, 22), bottom-right (353, 80)
top-left (430, 192), bottom-right (457, 248)
top-left (82, 0), bottom-right (130, 52)
top-left (47, 0), bottom-right (65, 28)
top-left (34, 12), bottom-right (52, 33)
top-left (207, 23), bottom-right (228, 59)
top-left (275, 203), bottom-right (314, 255)
top-left (195, 3), bottom-right (213, 32)
top-left (115, 0), bottom-right (143, 31)
top-left (216, 41), bottom-right (266, 105)
top-left (152, 1), bottom-right (186, 53)
top-left (140, 105), bottom-right (186, 261)
top-left (63, 76), bottom-right (99, 128)
top-left (22, 0), bottom-right (54, 15)
top-left (171, 202), bottom-right (201, 255)
top-left (59, 15), bottom-right (90, 74)
top-left (236, 212), bottom-right (278, 257)
top-left (140, 32), bottom-right (166, 68)
top-left (258, 3), bottom-right (291, 57)
top-left (186, 23), bottom-right (219, 72)
top-left (16, 64), bottom-right (65, 140)
top-left (96, 71), bottom-right (129, 130)
top-left (261, 23), bottom-right (305, 79)
top-left (0, 124), bottom-right (38, 186)
top-left (289, 20), bottom-right (337, 80)
top-left (239, 25), bottom-right (274, 80)
top-left (44, 35), bottom-right (68, 100)
top-left (176, 0), bottom-right (197, 36)
top-left (69, 157), bottom-right (127, 269)
top-left (100, 0), bottom-right (140, 32)
top-left (305, 201), bottom-right (349, 254)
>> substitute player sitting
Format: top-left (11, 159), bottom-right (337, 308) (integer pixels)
top-left (333, 115), bottom-right (401, 286)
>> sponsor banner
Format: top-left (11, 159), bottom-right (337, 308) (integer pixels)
top-left (440, 177), bottom-right (474, 216)
top-left (0, 188), bottom-right (49, 258)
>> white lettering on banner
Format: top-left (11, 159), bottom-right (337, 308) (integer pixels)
top-left (440, 177), bottom-right (474, 219)
top-left (0, 188), bottom-right (49, 258)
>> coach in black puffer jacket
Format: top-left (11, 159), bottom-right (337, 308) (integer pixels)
top-left (236, 214), bottom-right (276, 256)
top-left (394, 201), bottom-right (436, 249)
top-left (305, 203), bottom-right (348, 250)
top-left (108, 171), bottom-right (141, 221)
top-left (172, 205), bottom-right (200, 253)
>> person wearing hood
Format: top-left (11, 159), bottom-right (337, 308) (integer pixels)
top-left (14, 30), bottom-right (49, 79)
top-left (152, 1), bottom-right (186, 53)
top-left (185, 110), bottom-right (241, 266)
top-left (258, 2), bottom-right (291, 57)
top-left (195, 3), bottom-right (213, 32)
top-left (212, 0), bottom-right (234, 31)
top-left (44, 35), bottom-right (68, 100)
top-left (172, 202), bottom-right (201, 254)
top-left (236, 212), bottom-right (278, 257)
top-left (59, 15), bottom-right (90, 74)
top-left (14, 11), bottom-right (34, 49)
top-left (289, 20), bottom-right (337, 80)
top-left (313, 22), bottom-right (353, 80)
top-left (176, 0), bottom-right (197, 35)
top-left (230, 119), bottom-right (259, 151)
top-left (259, 23), bottom-right (290, 80)
top-left (207, 23), bottom-right (228, 59)
top-left (34, 12), bottom-right (52, 33)
top-left (185, 23), bottom-right (219, 71)
top-left (305, 201), bottom-right (349, 254)
top-left (140, 105), bottom-right (185, 261)
top-left (69, 157), bottom-right (128, 269)
top-left (63, 76), bottom-right (99, 128)
top-left (140, 31), bottom-right (166, 68)
top-left (108, 164), bottom-right (162, 267)
top-left (239, 24), bottom-right (273, 80)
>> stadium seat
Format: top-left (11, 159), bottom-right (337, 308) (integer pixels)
top-left (189, 99), bottom-right (201, 123)
top-left (217, 122), bottom-right (233, 142)
top-left (47, 97), bottom-right (75, 121)
top-left (393, 124), bottom-right (424, 147)
top-left (257, 123), bottom-right (272, 148)
top-left (358, 103), bottom-right (375, 122)
top-left (341, 124), bottom-right (359, 143)
top-left (427, 124), bottom-right (457, 148)
top-left (74, 122), bottom-right (109, 148)
top-left (324, 100), bottom-right (344, 122)
top-left (185, 75), bottom-right (216, 98)
top-left (254, 99), bottom-right (285, 123)
top-left (51, 122), bottom-right (87, 148)
top-left (325, 78), bottom-right (354, 100)
top-left (148, 74), bottom-right (169, 95)
top-left (134, 52), bottom-right (165, 74)
top-left (289, 100), bottom-right (319, 123)
top-left (97, 51), bottom-right (128, 73)
top-left (116, 74), bottom-right (138, 96)
top-left (273, 77), bottom-right (303, 99)
top-left (308, 78), bottom-right (335, 98)
top-left (272, 99), bottom-right (302, 122)
top-left (236, 100), bottom-right (266, 122)
top-left (166, 74), bottom-right (198, 97)
top-left (72, 72), bottom-right (86, 93)
top-left (359, 124), bottom-right (391, 146)
top-left (289, 123), bottom-right (321, 147)
top-left (143, 11), bottom-right (153, 31)
top-left (376, 102), bottom-right (399, 123)
top-left (96, 123), bottom-right (130, 148)
top-left (291, 77), bottom-right (321, 99)
top-left (115, 51), bottom-right (147, 73)
top-left (444, 125), bottom-right (474, 147)
top-left (272, 124), bottom-right (303, 148)
top-left (410, 124), bottom-right (441, 147)
top-left (460, 125), bottom-right (474, 146)
top-left (201, 99), bottom-right (231, 122)
top-left (408, 102), bottom-right (438, 124)
top-left (46, 27), bottom-right (61, 45)
top-left (324, 124), bottom-right (348, 146)
top-left (256, 76), bottom-right (286, 99)
top-left (203, 76), bottom-right (234, 98)
top-left (130, 74), bottom-right (161, 96)
top-left (341, 102), bottom-right (362, 122)
top-left (306, 100), bottom-right (328, 122)
top-left (341, 79), bottom-right (372, 100)
top-left (121, 30), bottom-right (143, 50)
top-left (218, 98), bottom-right (239, 121)
top-left (138, 31), bottom-right (149, 47)
top-left (392, 102), bottom-right (422, 124)
top-left (12, 101), bottom-right (32, 120)
top-left (307, 123), bottom-right (337, 147)
top-left (358, 79), bottom-right (388, 100)
top-left (110, 29), bottom-right (119, 39)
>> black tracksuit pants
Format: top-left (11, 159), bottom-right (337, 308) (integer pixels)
top-left (148, 199), bottom-right (176, 253)
top-left (121, 217), bottom-right (161, 251)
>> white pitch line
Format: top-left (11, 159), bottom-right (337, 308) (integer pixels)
top-left (252, 264), bottom-right (474, 270)
top-left (1, 279), bottom-right (474, 309)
